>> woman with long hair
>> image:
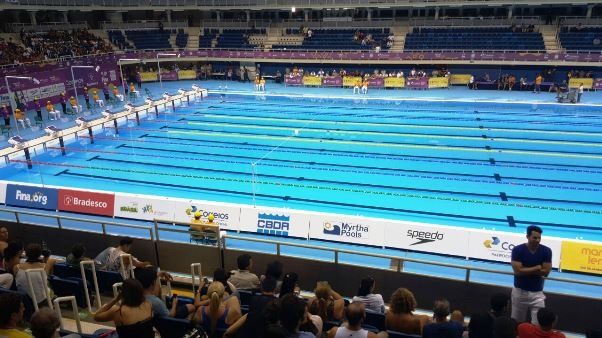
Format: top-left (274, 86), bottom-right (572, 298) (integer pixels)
top-left (352, 276), bottom-right (385, 313)
top-left (193, 281), bottom-right (241, 335)
top-left (93, 278), bottom-right (154, 338)
top-left (307, 281), bottom-right (345, 322)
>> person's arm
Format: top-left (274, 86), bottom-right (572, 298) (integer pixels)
top-left (223, 314), bottom-right (247, 338)
top-left (369, 331), bottom-right (389, 338)
top-left (327, 327), bottom-right (337, 338)
top-left (168, 297), bottom-right (178, 318)
top-left (540, 262), bottom-right (552, 277)
top-left (131, 256), bottom-right (151, 268)
top-left (511, 260), bottom-right (542, 276)
top-left (93, 295), bottom-right (121, 322)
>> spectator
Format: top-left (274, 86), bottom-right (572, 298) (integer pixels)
top-left (280, 293), bottom-right (317, 338)
top-left (93, 278), bottom-right (154, 338)
top-left (352, 276), bottom-right (385, 313)
top-left (94, 237), bottom-right (151, 276)
top-left (228, 254), bottom-right (260, 290)
top-left (307, 281), bottom-right (345, 322)
top-left (468, 293), bottom-right (515, 338)
top-left (279, 272), bottom-right (300, 298)
top-left (135, 266), bottom-right (195, 319)
top-left (66, 243), bottom-right (92, 267)
top-left (0, 293), bottom-right (31, 338)
top-left (422, 299), bottom-right (463, 338)
top-left (517, 308), bottom-right (566, 338)
top-left (192, 281), bottom-right (242, 336)
top-left (15, 243), bottom-right (56, 307)
top-left (578, 83), bottom-right (584, 103)
top-left (0, 226), bottom-right (8, 254)
top-left (327, 302), bottom-right (387, 338)
top-left (385, 288), bottom-right (429, 335)
top-left (30, 307), bottom-right (80, 338)
top-left (224, 276), bottom-right (279, 338)
top-left (261, 261), bottom-right (283, 294)
top-left (1, 242), bottom-right (23, 289)
top-left (494, 317), bottom-right (518, 338)
top-left (197, 268), bottom-right (238, 304)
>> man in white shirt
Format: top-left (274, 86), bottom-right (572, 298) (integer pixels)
top-left (328, 302), bottom-right (388, 338)
top-left (228, 253), bottom-right (260, 289)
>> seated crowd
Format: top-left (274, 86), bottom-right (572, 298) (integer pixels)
top-left (1, 228), bottom-right (601, 338)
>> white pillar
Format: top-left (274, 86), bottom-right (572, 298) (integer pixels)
top-left (166, 10), bottom-right (171, 23)
top-left (435, 6), bottom-right (439, 19)
top-left (367, 9), bottom-right (372, 21)
top-left (216, 11), bottom-right (221, 22)
top-left (28, 11), bottom-right (36, 25)
top-left (62, 11), bottom-right (68, 23)
top-left (586, 4), bottom-right (594, 19)
top-left (246, 10), bottom-right (250, 22)
top-left (507, 6), bottom-right (513, 19)
top-left (304, 10), bottom-right (309, 21)
top-left (107, 11), bottom-right (123, 23)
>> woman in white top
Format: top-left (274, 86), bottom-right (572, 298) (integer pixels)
top-left (351, 276), bottom-right (385, 313)
top-left (14, 243), bottom-right (56, 307)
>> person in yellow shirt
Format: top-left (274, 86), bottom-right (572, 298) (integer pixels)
top-left (69, 96), bottom-right (80, 114)
top-left (190, 211), bottom-right (219, 245)
top-left (0, 293), bottom-right (33, 338)
top-left (93, 90), bottom-right (104, 107)
top-left (361, 79), bottom-right (369, 94)
top-left (14, 108), bottom-right (31, 128)
top-left (353, 79), bottom-right (361, 94)
top-left (254, 76), bottom-right (261, 91)
top-left (534, 74), bottom-right (543, 94)
top-left (259, 77), bottom-right (266, 92)
top-left (46, 101), bottom-right (59, 120)
top-left (129, 83), bottom-right (139, 99)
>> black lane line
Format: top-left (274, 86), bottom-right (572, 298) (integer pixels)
top-left (89, 156), bottom-right (602, 207)
top-left (140, 134), bottom-right (602, 172)
top-left (90, 156), bottom-right (501, 199)
top-left (187, 112), bottom-right (602, 136)
top-left (162, 125), bottom-right (602, 157)
top-left (55, 170), bottom-right (602, 232)
top-left (119, 144), bottom-right (602, 187)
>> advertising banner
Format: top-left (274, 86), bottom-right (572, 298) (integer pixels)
top-left (173, 199), bottom-right (240, 231)
top-left (113, 193), bottom-right (175, 221)
top-left (560, 240), bottom-right (602, 275)
top-left (307, 213), bottom-right (386, 246)
top-left (140, 72), bottom-right (158, 82)
top-left (467, 229), bottom-right (561, 268)
top-left (568, 77), bottom-right (593, 89)
top-left (450, 74), bottom-right (472, 85)
top-left (406, 78), bottom-right (428, 89)
top-left (303, 76), bottom-right (322, 86)
top-left (0, 181), bottom-right (6, 204)
top-left (178, 70), bottom-right (197, 80)
top-left (343, 76), bottom-right (361, 87)
top-left (322, 76), bottom-right (343, 87)
top-left (594, 79), bottom-right (602, 90)
top-left (428, 77), bottom-right (450, 89)
top-left (384, 77), bottom-right (405, 88)
top-left (384, 221), bottom-right (469, 257)
top-left (58, 189), bottom-right (115, 216)
top-left (284, 76), bottom-right (303, 86)
top-left (5, 184), bottom-right (58, 210)
top-left (161, 71), bottom-right (178, 81)
top-left (239, 206), bottom-right (309, 238)
top-left (367, 77), bottom-right (384, 88)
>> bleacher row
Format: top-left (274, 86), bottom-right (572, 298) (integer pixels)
top-left (107, 29), bottom-right (189, 50)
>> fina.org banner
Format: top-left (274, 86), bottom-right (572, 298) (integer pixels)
top-left (560, 240), bottom-right (602, 275)
top-left (383, 221), bottom-right (469, 257)
top-left (307, 213), bottom-right (385, 246)
top-left (239, 206), bottom-right (309, 238)
top-left (5, 184), bottom-right (58, 210)
top-left (113, 193), bottom-right (175, 221)
top-left (173, 199), bottom-right (240, 231)
top-left (0, 181), bottom-right (7, 204)
top-left (468, 229), bottom-right (562, 268)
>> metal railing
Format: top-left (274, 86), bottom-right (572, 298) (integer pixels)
top-left (9, 21), bottom-right (89, 33)
top-left (409, 16), bottom-right (541, 28)
top-left (100, 20), bottom-right (189, 31)
top-left (1, 206), bottom-right (601, 297)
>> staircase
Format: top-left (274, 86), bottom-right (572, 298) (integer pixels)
top-left (540, 25), bottom-right (563, 53)
top-left (186, 27), bottom-right (200, 50)
top-left (262, 25), bottom-right (304, 49)
top-left (388, 22), bottom-right (410, 53)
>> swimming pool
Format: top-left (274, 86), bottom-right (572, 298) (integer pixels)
top-left (3, 93), bottom-right (602, 242)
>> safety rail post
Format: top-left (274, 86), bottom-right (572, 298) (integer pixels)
top-left (53, 296), bottom-right (82, 334)
top-left (112, 282), bottom-right (123, 298)
top-left (465, 268), bottom-right (471, 282)
top-left (24, 268), bottom-right (53, 311)
top-left (157, 266), bottom-right (172, 297)
top-left (119, 253), bottom-right (135, 279)
top-left (56, 217), bottom-right (62, 229)
top-left (191, 263), bottom-right (202, 295)
top-left (80, 260), bottom-right (102, 312)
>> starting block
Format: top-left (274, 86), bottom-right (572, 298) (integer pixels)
top-left (8, 136), bottom-right (29, 149)
top-left (44, 125), bottom-right (62, 137)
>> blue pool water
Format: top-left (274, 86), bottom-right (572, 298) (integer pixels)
top-left (3, 92), bottom-right (602, 241)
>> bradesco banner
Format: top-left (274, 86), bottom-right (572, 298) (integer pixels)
top-left (284, 76), bottom-right (303, 86)
top-left (428, 77), bottom-right (449, 89)
top-left (113, 193), bottom-right (175, 221)
top-left (239, 206), bottom-right (309, 238)
top-left (468, 229), bottom-right (562, 268)
top-left (367, 77), bottom-right (384, 88)
top-left (161, 71), bottom-right (178, 81)
top-left (58, 189), bottom-right (115, 216)
top-left (5, 184), bottom-right (58, 210)
top-left (0, 181), bottom-right (7, 204)
top-left (383, 221), bottom-right (469, 257)
top-left (560, 240), bottom-right (602, 275)
top-left (594, 79), bottom-right (602, 90)
top-left (307, 213), bottom-right (385, 246)
top-left (303, 76), bottom-right (322, 86)
top-left (173, 199), bottom-right (240, 231)
top-left (384, 77), bottom-right (404, 88)
top-left (568, 77), bottom-right (593, 89)
top-left (322, 76), bottom-right (343, 87)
